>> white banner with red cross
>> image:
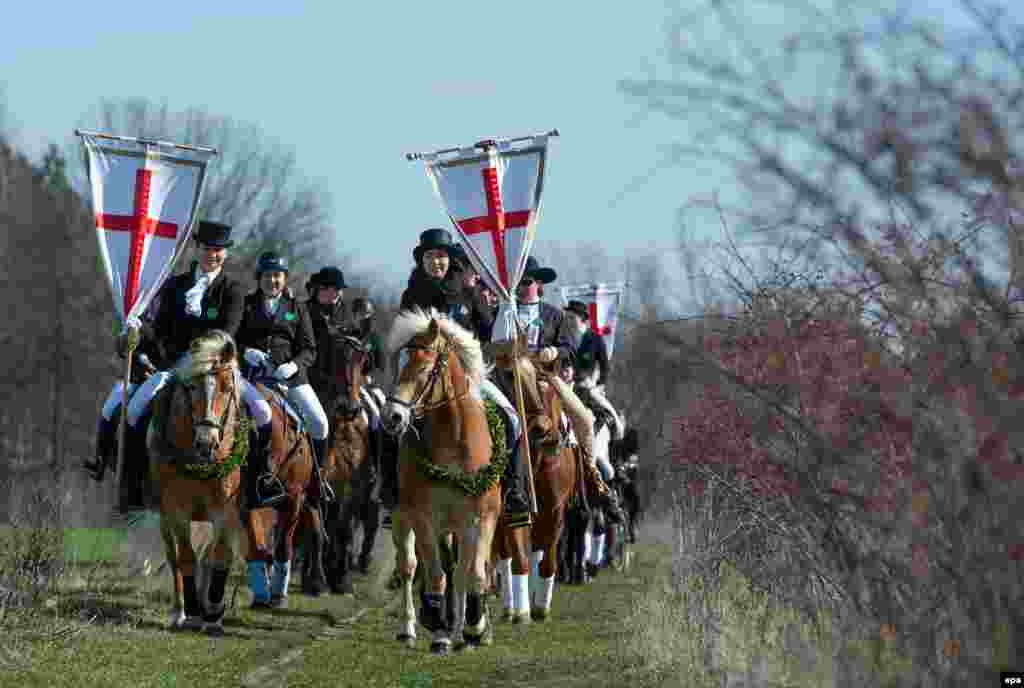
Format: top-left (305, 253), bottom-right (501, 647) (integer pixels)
top-left (561, 283), bottom-right (625, 359)
top-left (78, 130), bottom-right (217, 323)
top-left (415, 132), bottom-right (556, 311)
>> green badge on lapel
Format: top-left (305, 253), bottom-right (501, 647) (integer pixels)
top-left (206, 307), bottom-right (219, 319)
top-left (284, 312), bottom-right (297, 322)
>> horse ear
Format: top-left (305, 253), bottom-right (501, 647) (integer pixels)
top-left (427, 318), bottom-right (441, 342)
top-left (221, 335), bottom-right (237, 364)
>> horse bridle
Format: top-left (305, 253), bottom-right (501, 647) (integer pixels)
top-left (180, 363), bottom-right (240, 441)
top-left (326, 332), bottom-right (369, 421)
top-left (386, 339), bottom-right (465, 422)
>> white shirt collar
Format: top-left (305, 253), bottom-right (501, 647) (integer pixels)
top-left (196, 266), bottom-right (221, 284)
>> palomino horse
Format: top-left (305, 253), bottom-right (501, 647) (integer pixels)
top-left (242, 381), bottom-right (315, 609)
top-left (145, 330), bottom-right (245, 635)
top-left (382, 309), bottom-right (502, 655)
top-left (490, 345), bottom-right (588, 623)
top-left (301, 328), bottom-right (376, 596)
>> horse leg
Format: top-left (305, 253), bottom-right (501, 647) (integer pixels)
top-left (358, 497), bottom-right (380, 574)
top-left (201, 509), bottom-right (236, 636)
top-left (170, 511), bottom-right (203, 631)
top-left (529, 506), bottom-right (562, 621)
top-left (334, 498), bottom-right (357, 595)
top-left (244, 510), bottom-right (272, 609)
top-left (416, 520), bottom-right (450, 655)
top-left (302, 505), bottom-right (327, 596)
top-left (462, 514), bottom-right (496, 648)
top-left (507, 526), bottom-right (532, 625)
top-left (160, 509), bottom-right (187, 629)
top-left (271, 503), bottom-right (302, 608)
top-left (393, 515), bottom-right (418, 647)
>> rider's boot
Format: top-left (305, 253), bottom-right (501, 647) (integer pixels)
top-left (582, 455), bottom-right (626, 526)
top-left (84, 414), bottom-right (118, 481)
top-left (501, 414), bottom-right (533, 529)
top-left (379, 429), bottom-right (400, 528)
top-left (247, 422), bottom-right (288, 509)
top-left (309, 437), bottom-right (335, 506)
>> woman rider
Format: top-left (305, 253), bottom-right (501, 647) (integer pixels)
top-left (87, 221), bottom-right (284, 511)
top-left (391, 228), bottom-right (531, 526)
top-left (236, 251), bottom-right (332, 509)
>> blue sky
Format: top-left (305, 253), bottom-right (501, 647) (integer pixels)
top-left (0, 0), bottom-right (993, 299)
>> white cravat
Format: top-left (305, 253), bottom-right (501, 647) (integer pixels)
top-left (184, 268), bottom-right (220, 317)
top-left (517, 302), bottom-right (542, 349)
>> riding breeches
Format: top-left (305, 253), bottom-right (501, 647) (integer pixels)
top-left (577, 381), bottom-right (625, 441)
top-left (286, 384), bottom-right (329, 440)
top-left (480, 377), bottom-right (521, 441)
top-left (125, 354), bottom-right (274, 430)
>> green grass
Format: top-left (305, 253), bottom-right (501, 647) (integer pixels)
top-left (1, 532), bottom-right (674, 688)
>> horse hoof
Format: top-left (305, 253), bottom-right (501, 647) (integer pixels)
top-left (270, 594), bottom-right (288, 609)
top-left (181, 616), bottom-right (205, 632)
top-left (250, 599), bottom-right (272, 611)
top-left (531, 608), bottom-right (549, 622)
top-left (511, 612), bottom-right (532, 626)
top-left (430, 640), bottom-right (451, 656)
top-left (396, 633), bottom-right (416, 649)
top-left (464, 629), bottom-right (492, 647)
top-left (204, 621), bottom-right (225, 637)
top-left (331, 580), bottom-right (354, 596)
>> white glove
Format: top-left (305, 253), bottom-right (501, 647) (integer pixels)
top-left (120, 315), bottom-right (142, 336)
top-left (244, 349), bottom-right (269, 368)
top-left (538, 347), bottom-right (558, 363)
top-left (273, 361), bottom-right (298, 381)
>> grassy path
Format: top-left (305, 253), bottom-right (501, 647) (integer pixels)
top-left (2, 534), bottom-right (672, 688)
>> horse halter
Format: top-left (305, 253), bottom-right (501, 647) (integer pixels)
top-left (386, 339), bottom-right (462, 421)
top-left (326, 331), bottom-right (368, 420)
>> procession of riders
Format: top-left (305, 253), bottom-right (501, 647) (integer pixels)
top-left (83, 221), bottom-right (640, 574)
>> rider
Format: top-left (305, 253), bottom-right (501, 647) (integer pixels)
top-left (563, 299), bottom-right (625, 440)
top-left (236, 251), bottom-right (332, 509)
top-left (90, 221), bottom-right (285, 511)
top-left (391, 228), bottom-right (532, 525)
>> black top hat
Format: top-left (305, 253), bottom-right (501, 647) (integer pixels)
top-left (413, 228), bottom-right (456, 264)
top-left (564, 299), bottom-right (590, 321)
top-left (193, 220), bottom-right (234, 248)
top-left (313, 266), bottom-right (347, 290)
top-left (520, 256), bottom-right (557, 285)
top-left (255, 251), bottom-right (289, 278)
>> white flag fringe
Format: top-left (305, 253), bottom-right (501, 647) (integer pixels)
top-left (415, 133), bottom-right (556, 342)
top-left (561, 283), bottom-right (625, 359)
top-left (78, 131), bottom-right (216, 323)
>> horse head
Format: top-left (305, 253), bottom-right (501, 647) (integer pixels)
top-left (171, 330), bottom-right (240, 464)
top-left (323, 326), bottom-right (370, 420)
top-left (384, 317), bottom-right (448, 435)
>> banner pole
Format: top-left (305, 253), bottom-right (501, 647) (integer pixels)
top-left (510, 325), bottom-right (538, 516)
top-left (75, 129), bottom-right (218, 155)
top-left (113, 330), bottom-right (138, 501)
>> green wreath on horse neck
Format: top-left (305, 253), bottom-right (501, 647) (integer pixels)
top-left (402, 399), bottom-right (510, 497)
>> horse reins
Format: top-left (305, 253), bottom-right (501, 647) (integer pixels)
top-left (386, 340), bottom-right (471, 422)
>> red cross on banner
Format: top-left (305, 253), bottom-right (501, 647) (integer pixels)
top-left (588, 302), bottom-right (612, 336)
top-left (95, 168), bottom-right (179, 314)
top-left (457, 166), bottom-right (531, 289)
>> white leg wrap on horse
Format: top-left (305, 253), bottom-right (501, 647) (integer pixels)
top-left (126, 371), bottom-right (172, 427)
top-left (271, 560), bottom-right (292, 597)
top-left (512, 573), bottom-right (530, 614)
top-left (479, 378), bottom-right (520, 440)
top-left (583, 530), bottom-right (593, 562)
top-left (591, 533), bottom-right (606, 566)
top-left (239, 378), bottom-right (273, 428)
top-left (498, 558), bottom-right (513, 610)
top-left (288, 384), bottom-right (329, 440)
top-left (536, 576), bottom-right (555, 611)
top-left (102, 381), bottom-right (138, 420)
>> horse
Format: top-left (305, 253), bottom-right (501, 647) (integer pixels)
top-left (301, 327), bottom-right (376, 596)
top-left (489, 343), bottom-right (583, 623)
top-left (145, 330), bottom-right (246, 635)
top-left (241, 380), bottom-right (315, 609)
top-left (382, 309), bottom-right (502, 655)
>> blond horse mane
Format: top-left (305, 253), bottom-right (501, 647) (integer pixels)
top-left (173, 330), bottom-right (238, 382)
top-left (387, 308), bottom-right (486, 387)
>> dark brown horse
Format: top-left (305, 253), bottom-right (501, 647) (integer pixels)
top-left (300, 329), bottom-right (376, 596)
top-left (382, 309), bottom-right (502, 655)
top-left (490, 344), bottom-right (586, 623)
top-left (241, 382), bottom-right (315, 609)
top-left (145, 330), bottom-right (245, 635)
